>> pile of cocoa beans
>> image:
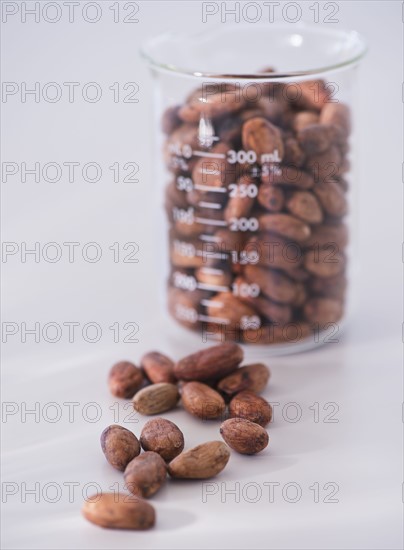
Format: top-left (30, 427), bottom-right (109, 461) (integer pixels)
top-left (164, 77), bottom-right (349, 345)
top-left (82, 343), bottom-right (271, 530)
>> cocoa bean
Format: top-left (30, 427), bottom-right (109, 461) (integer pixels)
top-left (140, 418), bottom-right (184, 462)
top-left (257, 183), bottom-right (285, 212)
top-left (82, 493), bottom-right (155, 530)
top-left (167, 441), bottom-right (230, 479)
top-left (286, 190), bottom-right (323, 224)
top-left (220, 418), bottom-right (269, 454)
top-left (124, 451), bottom-right (167, 498)
top-left (101, 425), bottom-right (140, 471)
top-left (174, 342), bottom-right (243, 381)
top-left (141, 352), bottom-right (176, 385)
top-left (132, 383), bottom-right (180, 416)
top-left (181, 381), bottom-right (226, 420)
top-left (242, 117), bottom-right (284, 160)
top-left (108, 361), bottom-right (144, 399)
top-left (229, 390), bottom-right (272, 427)
top-left (217, 363), bottom-right (270, 396)
top-left (244, 265), bottom-right (298, 304)
top-left (259, 213), bottom-right (311, 242)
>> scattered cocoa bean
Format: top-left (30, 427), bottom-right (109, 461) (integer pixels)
top-left (217, 363), bottom-right (270, 396)
top-left (174, 342), bottom-right (243, 381)
top-left (100, 425), bottom-right (140, 471)
top-left (220, 418), bottom-right (269, 454)
top-left (167, 441), bottom-right (230, 479)
top-left (133, 383), bottom-right (180, 415)
top-left (140, 418), bottom-right (184, 462)
top-left (141, 352), bottom-right (176, 384)
top-left (82, 493), bottom-right (155, 530)
top-left (181, 381), bottom-right (226, 420)
top-left (229, 390), bottom-right (272, 427)
top-left (108, 361), bottom-right (144, 399)
top-left (124, 451), bottom-right (167, 498)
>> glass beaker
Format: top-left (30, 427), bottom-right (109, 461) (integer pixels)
top-left (141, 23), bottom-right (367, 353)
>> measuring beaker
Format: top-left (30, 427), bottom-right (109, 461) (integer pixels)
top-left (141, 23), bottom-right (366, 352)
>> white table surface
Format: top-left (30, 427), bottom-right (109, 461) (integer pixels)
top-left (1, 2), bottom-right (403, 549)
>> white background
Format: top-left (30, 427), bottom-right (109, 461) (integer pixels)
top-left (1, 1), bottom-right (403, 549)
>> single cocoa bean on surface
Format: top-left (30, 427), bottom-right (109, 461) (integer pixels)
top-left (140, 418), bottom-right (184, 462)
top-left (100, 425), bottom-right (140, 471)
top-left (133, 383), bottom-right (180, 416)
top-left (217, 363), bottom-right (270, 396)
top-left (229, 390), bottom-right (272, 427)
top-left (141, 352), bottom-right (176, 384)
top-left (108, 361), bottom-right (144, 399)
top-left (124, 451), bottom-right (167, 498)
top-left (82, 493), bottom-right (155, 530)
top-left (181, 381), bottom-right (226, 420)
top-left (167, 441), bottom-right (230, 479)
top-left (174, 342), bottom-right (243, 381)
top-left (220, 418), bottom-right (269, 455)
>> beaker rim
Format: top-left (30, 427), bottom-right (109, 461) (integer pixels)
top-left (140, 22), bottom-right (367, 80)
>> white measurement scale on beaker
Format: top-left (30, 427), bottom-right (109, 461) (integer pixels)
top-left (169, 116), bottom-right (283, 332)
